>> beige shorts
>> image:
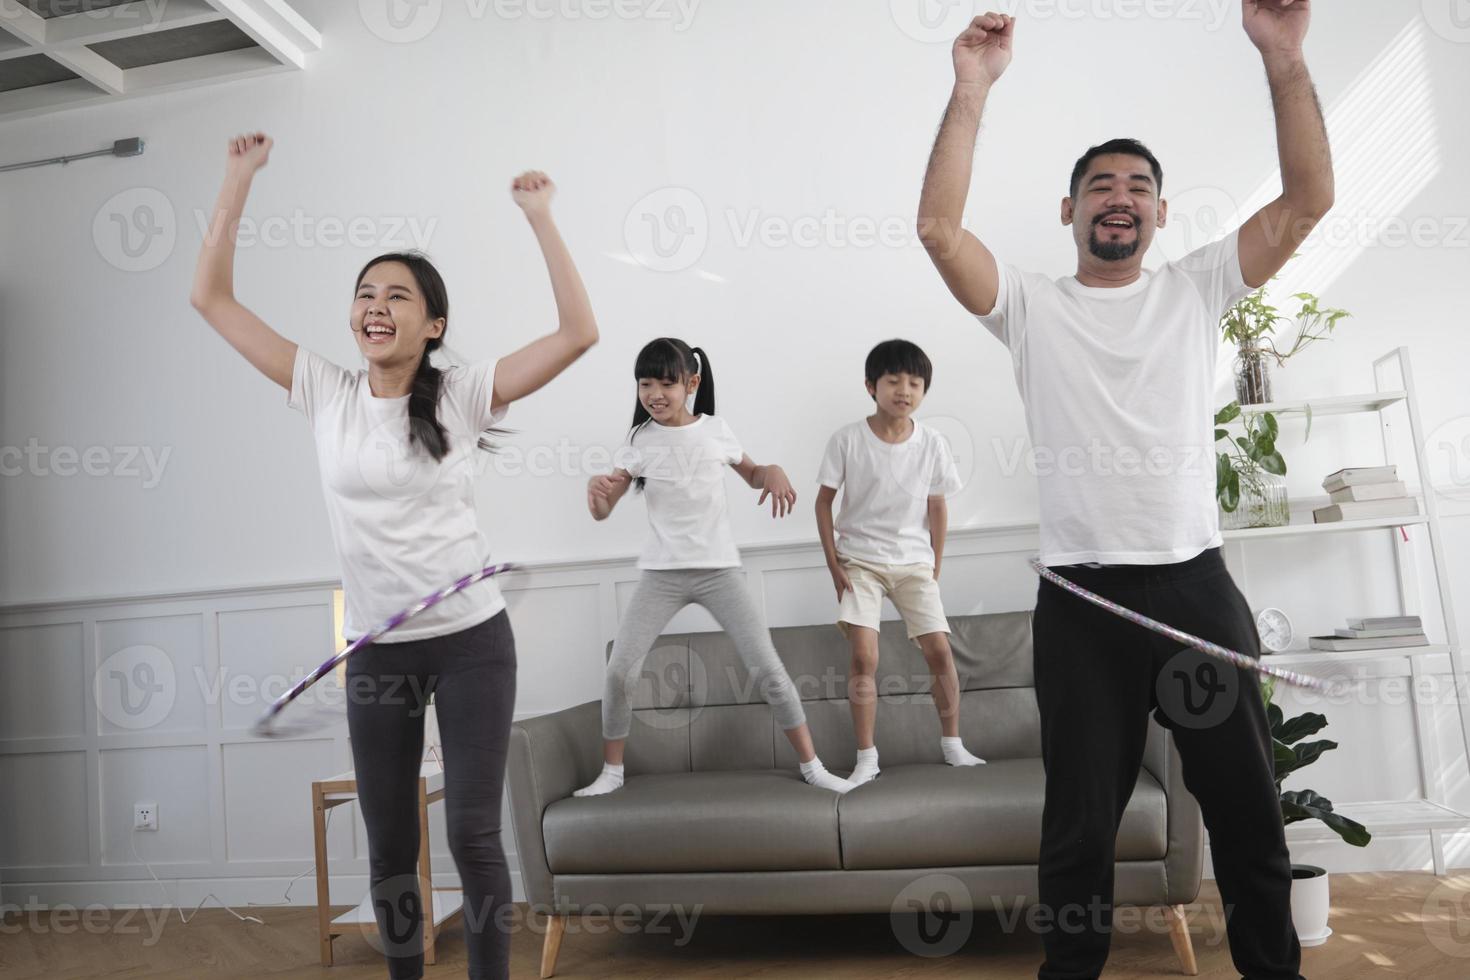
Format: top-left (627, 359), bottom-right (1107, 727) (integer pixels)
top-left (836, 556), bottom-right (950, 641)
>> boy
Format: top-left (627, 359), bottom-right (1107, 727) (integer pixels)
top-left (815, 339), bottom-right (984, 784)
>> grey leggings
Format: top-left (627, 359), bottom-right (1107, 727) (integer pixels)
top-left (602, 568), bottom-right (807, 739)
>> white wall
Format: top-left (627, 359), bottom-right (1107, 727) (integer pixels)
top-left (2, 0), bottom-right (1469, 907)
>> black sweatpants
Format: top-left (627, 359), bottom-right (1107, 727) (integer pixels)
top-left (346, 609), bottom-right (517, 980)
top-left (1032, 547), bottom-right (1302, 980)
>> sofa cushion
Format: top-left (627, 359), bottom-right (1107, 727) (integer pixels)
top-left (542, 770), bottom-right (843, 874)
top-left (837, 759), bottom-right (1168, 870)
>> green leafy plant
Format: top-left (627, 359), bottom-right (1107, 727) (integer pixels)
top-left (1261, 679), bottom-right (1372, 847)
top-left (1220, 285), bottom-right (1352, 366)
top-left (1215, 401), bottom-right (1286, 513)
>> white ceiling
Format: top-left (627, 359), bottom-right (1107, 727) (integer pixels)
top-left (0, 0), bottom-right (320, 121)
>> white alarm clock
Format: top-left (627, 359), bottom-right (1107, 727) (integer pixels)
top-left (1255, 607), bottom-right (1294, 654)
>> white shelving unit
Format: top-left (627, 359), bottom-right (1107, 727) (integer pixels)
top-left (1221, 347), bottom-right (1470, 875)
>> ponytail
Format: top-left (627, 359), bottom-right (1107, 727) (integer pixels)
top-left (407, 341), bottom-right (449, 462)
top-left (688, 346), bottom-right (716, 417)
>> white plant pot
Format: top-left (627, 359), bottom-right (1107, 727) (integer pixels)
top-left (1290, 864), bottom-right (1332, 946)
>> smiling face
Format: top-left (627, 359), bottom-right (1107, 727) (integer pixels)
top-left (867, 371), bottom-right (927, 420)
top-left (351, 260), bottom-right (444, 366)
top-left (638, 373), bottom-right (699, 425)
top-left (1062, 153), bottom-right (1166, 264)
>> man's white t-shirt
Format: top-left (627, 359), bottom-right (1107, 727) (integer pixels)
top-left (622, 414), bottom-right (745, 570)
top-left (976, 229), bottom-right (1256, 566)
top-left (816, 419), bottom-right (963, 566)
top-left (288, 347), bottom-right (509, 642)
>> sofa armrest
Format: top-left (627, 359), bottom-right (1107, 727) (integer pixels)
top-left (1141, 718), bottom-right (1204, 907)
top-left (507, 700), bottom-right (603, 911)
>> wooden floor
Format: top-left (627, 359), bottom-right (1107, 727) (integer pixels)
top-left (3, 873), bottom-right (1468, 978)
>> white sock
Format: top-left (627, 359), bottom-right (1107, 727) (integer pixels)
top-left (800, 757), bottom-right (857, 794)
top-left (573, 763), bottom-right (625, 797)
top-left (850, 745), bottom-right (880, 785)
top-left (941, 736), bottom-right (986, 766)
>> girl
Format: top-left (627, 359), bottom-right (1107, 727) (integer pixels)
top-left (577, 338), bottom-right (855, 797)
top-left (191, 133), bottom-right (596, 980)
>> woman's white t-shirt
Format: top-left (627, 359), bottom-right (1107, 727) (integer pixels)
top-left (816, 419), bottom-right (963, 566)
top-left (288, 347), bottom-right (509, 642)
top-left (621, 414), bottom-right (745, 570)
top-left (976, 228), bottom-right (1255, 566)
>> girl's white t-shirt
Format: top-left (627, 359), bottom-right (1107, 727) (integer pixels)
top-left (976, 228), bottom-right (1256, 566)
top-left (817, 419), bottom-right (963, 566)
top-left (288, 347), bottom-right (509, 643)
top-left (621, 414), bottom-right (745, 570)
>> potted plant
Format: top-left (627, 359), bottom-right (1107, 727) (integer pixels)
top-left (1220, 284), bottom-right (1351, 405)
top-left (1261, 679), bottom-right (1372, 947)
top-left (1215, 401), bottom-right (1290, 528)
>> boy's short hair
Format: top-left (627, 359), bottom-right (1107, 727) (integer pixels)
top-left (865, 339), bottom-right (934, 394)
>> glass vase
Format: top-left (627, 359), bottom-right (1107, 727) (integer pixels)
top-left (1235, 347), bottom-right (1273, 405)
top-left (1221, 472), bottom-right (1290, 529)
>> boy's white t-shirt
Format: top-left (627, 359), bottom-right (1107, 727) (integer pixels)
top-left (288, 347), bottom-right (509, 642)
top-left (621, 414), bottom-right (745, 570)
top-left (975, 228), bottom-right (1256, 566)
top-left (817, 419), bottom-right (963, 566)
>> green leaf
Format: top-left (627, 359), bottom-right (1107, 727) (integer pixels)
top-left (1291, 738), bottom-right (1338, 769)
top-left (1267, 700), bottom-right (1284, 731)
top-left (1281, 790), bottom-right (1372, 846)
top-left (1215, 428), bottom-right (1229, 443)
top-left (1220, 471), bottom-right (1240, 512)
top-left (1236, 436), bottom-right (1252, 453)
top-left (1261, 413), bottom-right (1279, 439)
top-left (1273, 740), bottom-right (1298, 780)
top-left (1216, 402), bottom-right (1242, 425)
top-left (1275, 711), bottom-right (1327, 745)
top-left (1259, 451), bottom-right (1287, 476)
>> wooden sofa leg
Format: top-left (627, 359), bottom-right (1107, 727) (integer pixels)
top-left (1167, 904), bottom-right (1199, 976)
top-left (540, 913), bottom-right (567, 978)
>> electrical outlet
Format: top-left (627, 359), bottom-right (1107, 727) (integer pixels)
top-left (133, 802), bottom-right (158, 831)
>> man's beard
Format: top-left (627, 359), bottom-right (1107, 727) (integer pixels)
top-left (1088, 224), bottom-right (1142, 261)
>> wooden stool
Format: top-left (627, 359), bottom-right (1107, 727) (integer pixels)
top-left (312, 763), bottom-right (464, 966)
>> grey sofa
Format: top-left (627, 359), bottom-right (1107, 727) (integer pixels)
top-left (507, 609), bottom-right (1204, 977)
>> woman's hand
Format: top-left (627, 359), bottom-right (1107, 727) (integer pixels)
top-left (758, 465), bottom-right (797, 518)
top-left (587, 472), bottom-right (629, 520)
top-left (226, 133), bottom-right (272, 178)
top-left (511, 170), bottom-right (555, 217)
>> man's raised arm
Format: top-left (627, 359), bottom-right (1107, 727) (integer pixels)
top-left (918, 13), bottom-right (1014, 317)
top-left (1237, 0), bottom-right (1334, 289)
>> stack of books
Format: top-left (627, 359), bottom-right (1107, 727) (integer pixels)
top-left (1309, 615), bottom-right (1430, 651)
top-left (1313, 465), bottom-right (1419, 523)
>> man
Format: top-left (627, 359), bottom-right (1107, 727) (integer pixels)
top-left (917, 4), bottom-right (1332, 979)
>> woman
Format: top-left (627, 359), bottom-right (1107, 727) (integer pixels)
top-left (191, 133), bottom-right (597, 980)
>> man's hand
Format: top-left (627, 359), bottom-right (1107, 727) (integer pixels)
top-left (953, 13), bottom-right (1015, 87)
top-left (1244, 0), bottom-right (1310, 57)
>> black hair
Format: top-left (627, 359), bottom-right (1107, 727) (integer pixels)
top-left (627, 337), bottom-right (714, 489)
top-left (864, 339), bottom-right (933, 397)
top-left (1068, 138), bottom-right (1164, 201)
top-left (354, 250), bottom-right (503, 463)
